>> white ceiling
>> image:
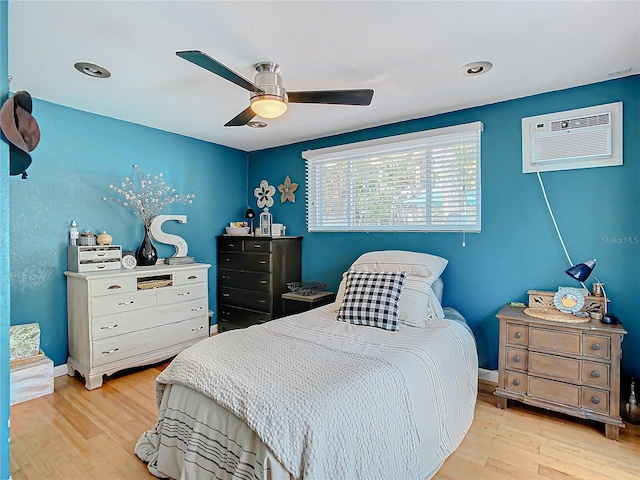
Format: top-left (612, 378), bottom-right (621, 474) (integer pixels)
top-left (7, 1), bottom-right (640, 152)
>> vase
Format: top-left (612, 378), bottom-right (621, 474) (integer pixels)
top-left (136, 226), bottom-right (158, 266)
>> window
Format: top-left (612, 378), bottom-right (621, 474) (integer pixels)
top-left (303, 122), bottom-right (482, 232)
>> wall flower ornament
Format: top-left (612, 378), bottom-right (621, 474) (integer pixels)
top-left (277, 175), bottom-right (298, 203)
top-left (254, 179), bottom-right (275, 208)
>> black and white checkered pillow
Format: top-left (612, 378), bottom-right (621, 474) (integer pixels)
top-left (336, 270), bottom-right (407, 331)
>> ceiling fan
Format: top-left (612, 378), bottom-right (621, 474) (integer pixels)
top-left (176, 50), bottom-right (374, 127)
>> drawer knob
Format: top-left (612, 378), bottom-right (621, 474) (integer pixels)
top-left (229, 243), bottom-right (235, 247)
top-left (191, 325), bottom-right (204, 332)
top-left (258, 261), bottom-right (267, 264)
top-left (259, 280), bottom-right (267, 284)
top-left (101, 348), bottom-right (119, 355)
top-left (118, 300), bottom-right (134, 306)
top-left (512, 379), bottom-right (520, 386)
top-left (191, 306), bottom-right (203, 312)
top-left (222, 293), bottom-right (230, 297)
top-left (513, 355), bottom-right (521, 362)
top-left (253, 244), bottom-right (262, 248)
top-left (97, 251), bottom-right (106, 256)
top-left (591, 343), bottom-right (601, 351)
top-left (188, 275), bottom-right (198, 280)
top-left (591, 396), bottom-right (600, 405)
top-left (514, 332), bottom-right (522, 339)
top-left (178, 291), bottom-right (191, 296)
top-left (100, 324), bottom-right (118, 330)
top-left (591, 370), bottom-right (601, 378)
top-left (107, 285), bottom-right (122, 290)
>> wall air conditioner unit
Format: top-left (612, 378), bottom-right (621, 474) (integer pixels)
top-left (522, 102), bottom-right (623, 173)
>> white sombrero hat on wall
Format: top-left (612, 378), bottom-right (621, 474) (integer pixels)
top-left (0, 91), bottom-right (40, 178)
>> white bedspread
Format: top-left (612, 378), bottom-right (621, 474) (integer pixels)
top-left (136, 305), bottom-right (478, 480)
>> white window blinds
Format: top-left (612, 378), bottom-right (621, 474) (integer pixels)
top-left (303, 122), bottom-right (482, 232)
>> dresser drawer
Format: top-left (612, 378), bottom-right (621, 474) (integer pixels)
top-left (243, 239), bottom-right (272, 253)
top-left (505, 347), bottom-right (528, 370)
top-left (582, 361), bottom-right (610, 389)
top-left (157, 283), bottom-right (208, 306)
top-left (219, 287), bottom-right (272, 313)
top-left (78, 247), bottom-right (122, 262)
top-left (218, 270), bottom-right (272, 292)
top-left (506, 323), bottom-right (528, 346)
top-left (173, 268), bottom-right (208, 286)
top-left (218, 304), bottom-right (271, 327)
top-left (91, 298), bottom-right (208, 340)
top-left (218, 237), bottom-right (244, 251)
top-left (529, 352), bottom-right (581, 383)
top-left (218, 306), bottom-right (272, 332)
top-left (90, 277), bottom-right (137, 296)
top-left (505, 370), bottom-right (527, 393)
top-left (92, 289), bottom-right (156, 317)
top-left (530, 327), bottom-right (581, 355)
top-left (528, 376), bottom-right (580, 407)
top-left (582, 387), bottom-right (609, 414)
top-left (91, 316), bottom-right (207, 367)
top-left (218, 252), bottom-right (272, 273)
top-left (583, 335), bottom-right (610, 360)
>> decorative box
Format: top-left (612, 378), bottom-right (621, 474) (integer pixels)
top-left (9, 323), bottom-right (40, 362)
top-left (527, 289), bottom-right (607, 314)
top-left (10, 355), bottom-right (54, 405)
top-left (67, 245), bottom-right (122, 272)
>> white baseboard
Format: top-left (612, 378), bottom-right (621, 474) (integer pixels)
top-left (478, 367), bottom-right (498, 383)
top-left (210, 324), bottom-right (218, 336)
top-left (53, 364), bottom-right (68, 378)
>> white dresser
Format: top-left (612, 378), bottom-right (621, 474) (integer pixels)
top-left (64, 263), bottom-right (210, 389)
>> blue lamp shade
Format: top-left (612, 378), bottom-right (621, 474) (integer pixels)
top-left (565, 259), bottom-right (596, 283)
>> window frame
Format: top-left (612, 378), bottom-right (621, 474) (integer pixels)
top-left (303, 121), bottom-right (483, 233)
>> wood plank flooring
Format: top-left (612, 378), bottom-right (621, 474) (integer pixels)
top-left (9, 364), bottom-right (640, 479)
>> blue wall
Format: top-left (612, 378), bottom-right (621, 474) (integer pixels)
top-left (248, 76), bottom-right (640, 378)
top-left (1, 2), bottom-right (11, 478)
top-left (9, 100), bottom-right (249, 367)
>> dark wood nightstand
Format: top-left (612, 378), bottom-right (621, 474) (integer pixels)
top-left (281, 291), bottom-right (335, 315)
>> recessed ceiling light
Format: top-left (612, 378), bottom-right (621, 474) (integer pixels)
top-left (247, 121), bottom-right (268, 128)
top-left (74, 62), bottom-right (111, 78)
top-left (459, 61), bottom-right (493, 77)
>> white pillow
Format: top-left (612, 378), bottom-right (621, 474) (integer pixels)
top-left (351, 250), bottom-right (448, 282)
top-left (332, 250), bottom-right (448, 326)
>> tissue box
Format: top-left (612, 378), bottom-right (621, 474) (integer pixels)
top-left (9, 323), bottom-right (40, 362)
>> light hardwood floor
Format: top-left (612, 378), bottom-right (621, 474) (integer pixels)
top-left (9, 364), bottom-right (640, 480)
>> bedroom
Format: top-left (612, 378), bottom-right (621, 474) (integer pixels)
top-left (1, 1), bottom-right (639, 479)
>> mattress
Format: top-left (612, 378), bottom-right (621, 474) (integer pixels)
top-left (135, 304), bottom-right (478, 480)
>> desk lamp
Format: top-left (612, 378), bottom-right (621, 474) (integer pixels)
top-left (565, 259), bottom-right (618, 324)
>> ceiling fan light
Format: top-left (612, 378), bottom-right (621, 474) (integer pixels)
top-left (251, 95), bottom-right (288, 119)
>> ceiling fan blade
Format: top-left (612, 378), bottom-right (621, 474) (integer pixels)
top-left (287, 89), bottom-right (374, 106)
top-left (224, 106), bottom-right (256, 127)
top-left (176, 50), bottom-right (263, 93)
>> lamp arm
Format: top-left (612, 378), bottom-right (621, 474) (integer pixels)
top-left (589, 274), bottom-right (608, 315)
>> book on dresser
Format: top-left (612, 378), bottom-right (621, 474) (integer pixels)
top-left (217, 235), bottom-right (302, 332)
top-left (64, 263), bottom-right (211, 389)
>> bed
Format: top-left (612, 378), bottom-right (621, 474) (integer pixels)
top-left (135, 250), bottom-right (478, 480)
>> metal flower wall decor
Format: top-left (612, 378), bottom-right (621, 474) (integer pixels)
top-left (278, 175), bottom-right (298, 203)
top-left (102, 164), bottom-right (195, 229)
top-left (254, 179), bottom-right (275, 208)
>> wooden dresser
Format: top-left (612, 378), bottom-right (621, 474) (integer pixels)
top-left (65, 263), bottom-right (210, 389)
top-left (217, 235), bottom-right (301, 332)
top-left (494, 304), bottom-right (627, 439)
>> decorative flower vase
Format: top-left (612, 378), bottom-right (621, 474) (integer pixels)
top-left (136, 226), bottom-right (158, 266)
